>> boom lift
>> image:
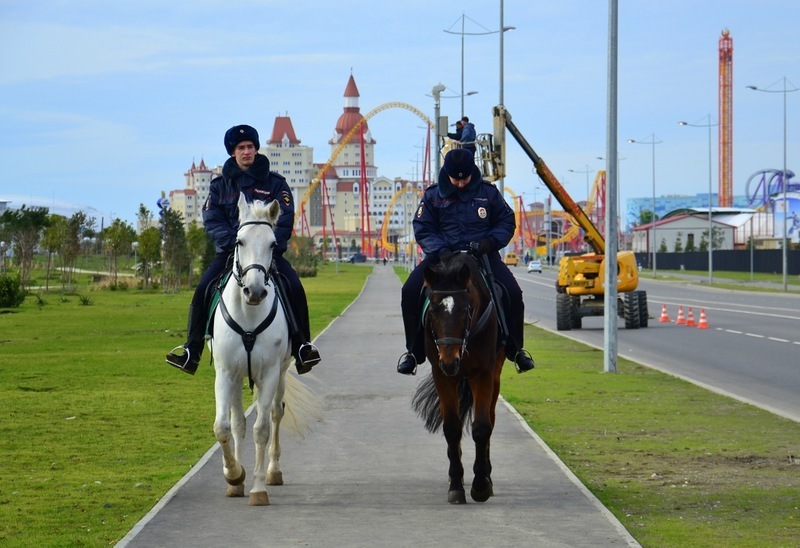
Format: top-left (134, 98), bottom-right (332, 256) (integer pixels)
top-left (479, 106), bottom-right (647, 330)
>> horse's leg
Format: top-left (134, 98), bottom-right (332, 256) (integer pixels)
top-left (436, 376), bottom-right (466, 504)
top-left (248, 368), bottom-right (279, 506)
top-left (213, 372), bottom-right (246, 497)
top-left (469, 371), bottom-right (497, 503)
top-left (266, 366), bottom-right (287, 486)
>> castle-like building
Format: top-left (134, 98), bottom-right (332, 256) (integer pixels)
top-left (168, 73), bottom-right (419, 258)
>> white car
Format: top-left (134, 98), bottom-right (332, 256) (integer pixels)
top-left (527, 259), bottom-right (543, 273)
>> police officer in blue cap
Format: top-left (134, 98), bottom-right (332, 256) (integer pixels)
top-left (166, 124), bottom-right (321, 375)
top-left (396, 148), bottom-right (535, 375)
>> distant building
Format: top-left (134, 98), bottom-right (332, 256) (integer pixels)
top-left (169, 159), bottom-right (221, 228)
top-left (625, 193), bottom-right (752, 231)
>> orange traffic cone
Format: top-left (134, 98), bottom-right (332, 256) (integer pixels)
top-left (685, 307), bottom-right (696, 327)
top-left (675, 306), bottom-right (686, 325)
top-left (659, 304), bottom-right (670, 323)
top-left (697, 308), bottom-right (709, 329)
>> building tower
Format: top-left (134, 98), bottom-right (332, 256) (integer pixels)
top-left (329, 74), bottom-right (376, 182)
top-left (718, 28), bottom-right (733, 207)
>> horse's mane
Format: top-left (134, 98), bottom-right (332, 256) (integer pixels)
top-left (426, 252), bottom-right (482, 291)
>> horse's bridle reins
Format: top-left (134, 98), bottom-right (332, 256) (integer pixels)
top-left (428, 286), bottom-right (495, 356)
top-left (221, 219), bottom-right (278, 390)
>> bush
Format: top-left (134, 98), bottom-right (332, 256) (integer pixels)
top-left (0, 274), bottom-right (26, 308)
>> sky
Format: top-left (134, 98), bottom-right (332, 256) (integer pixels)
top-left (1, 0), bottom-right (799, 229)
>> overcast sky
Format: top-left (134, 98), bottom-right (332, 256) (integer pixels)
top-left (1, 0), bottom-right (798, 227)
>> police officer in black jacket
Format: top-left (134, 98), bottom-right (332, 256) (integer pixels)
top-left (396, 148), bottom-right (534, 375)
top-left (166, 125), bottom-right (320, 375)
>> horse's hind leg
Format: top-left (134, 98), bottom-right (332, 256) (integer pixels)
top-left (266, 371), bottom-right (287, 486)
top-left (213, 375), bottom-right (246, 497)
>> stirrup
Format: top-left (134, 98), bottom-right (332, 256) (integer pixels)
top-left (296, 342), bottom-right (321, 375)
top-left (396, 352), bottom-right (418, 376)
top-left (165, 346), bottom-right (199, 375)
top-left (513, 349), bottom-right (535, 374)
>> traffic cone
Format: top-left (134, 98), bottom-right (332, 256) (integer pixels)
top-left (685, 307), bottom-right (696, 327)
top-left (675, 306), bottom-right (686, 325)
top-left (659, 304), bottom-right (670, 323)
top-left (697, 309), bottom-right (709, 329)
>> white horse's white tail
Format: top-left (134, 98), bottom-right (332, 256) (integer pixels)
top-left (269, 372), bottom-right (323, 439)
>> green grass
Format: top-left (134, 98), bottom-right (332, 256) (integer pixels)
top-left (0, 263), bottom-right (369, 547)
top-left (501, 327), bottom-right (800, 547)
top-left (1, 263), bottom-right (798, 546)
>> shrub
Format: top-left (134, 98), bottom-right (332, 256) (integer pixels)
top-left (0, 274), bottom-right (26, 308)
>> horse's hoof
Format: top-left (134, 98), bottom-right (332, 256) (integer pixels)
top-left (447, 489), bottom-right (467, 504)
top-left (226, 483), bottom-right (245, 498)
top-left (266, 471), bottom-right (283, 486)
top-left (471, 477), bottom-right (494, 502)
top-left (224, 466), bottom-right (246, 486)
top-left (248, 491), bottom-right (270, 506)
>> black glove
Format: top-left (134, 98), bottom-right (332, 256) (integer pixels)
top-left (439, 249), bottom-right (455, 264)
top-left (468, 239), bottom-right (494, 257)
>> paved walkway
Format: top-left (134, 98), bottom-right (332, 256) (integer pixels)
top-left (118, 266), bottom-right (638, 547)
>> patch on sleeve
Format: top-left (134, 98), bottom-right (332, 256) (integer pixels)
top-left (416, 204), bottom-right (424, 218)
top-left (281, 190), bottom-right (292, 205)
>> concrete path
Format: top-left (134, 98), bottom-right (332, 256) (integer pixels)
top-left (118, 266), bottom-right (639, 547)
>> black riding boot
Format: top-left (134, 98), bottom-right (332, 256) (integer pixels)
top-left (166, 304), bottom-right (206, 375)
top-left (397, 307), bottom-right (425, 376)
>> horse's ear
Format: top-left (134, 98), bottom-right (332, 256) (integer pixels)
top-left (423, 265), bottom-right (438, 286)
top-left (237, 193), bottom-right (249, 222)
top-left (457, 263), bottom-right (471, 285)
top-left (267, 199), bottom-right (281, 224)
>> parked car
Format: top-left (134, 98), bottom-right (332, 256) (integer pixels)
top-left (347, 253), bottom-right (367, 263)
top-left (527, 259), bottom-right (543, 273)
top-left (504, 252), bottom-right (519, 267)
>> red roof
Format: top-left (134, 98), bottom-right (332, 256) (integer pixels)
top-left (268, 116), bottom-right (301, 145)
top-left (344, 74), bottom-right (359, 97)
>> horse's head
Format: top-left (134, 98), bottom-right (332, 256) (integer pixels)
top-left (423, 252), bottom-right (481, 377)
top-left (233, 193), bottom-right (280, 305)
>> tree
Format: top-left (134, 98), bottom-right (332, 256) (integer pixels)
top-left (42, 214), bottom-right (68, 291)
top-left (0, 206), bottom-right (50, 290)
top-left (103, 218), bottom-right (136, 286)
top-left (137, 226), bottom-right (161, 289)
top-left (673, 232), bottom-right (683, 253)
top-left (185, 222), bottom-right (209, 287)
top-left (161, 208), bottom-right (189, 291)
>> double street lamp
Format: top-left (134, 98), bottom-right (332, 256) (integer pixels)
top-left (627, 135), bottom-right (663, 276)
top-left (747, 77), bottom-right (799, 292)
top-left (679, 115), bottom-right (718, 286)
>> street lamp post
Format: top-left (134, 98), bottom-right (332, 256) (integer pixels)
top-left (431, 84), bottom-right (446, 176)
top-left (444, 14), bottom-right (515, 118)
top-left (628, 135), bottom-right (663, 276)
top-left (747, 77), bottom-right (799, 292)
top-left (679, 115), bottom-right (718, 286)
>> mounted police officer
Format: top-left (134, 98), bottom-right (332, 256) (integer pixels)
top-left (166, 124), bottom-right (321, 375)
top-left (396, 147), bottom-right (535, 376)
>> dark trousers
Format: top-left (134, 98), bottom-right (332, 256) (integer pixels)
top-left (189, 252), bottom-right (311, 355)
top-left (400, 252), bottom-right (525, 362)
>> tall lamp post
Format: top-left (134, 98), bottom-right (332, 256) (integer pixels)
top-left (444, 14), bottom-right (515, 118)
top-left (628, 134), bottom-right (663, 276)
top-left (747, 77), bottom-right (799, 292)
top-left (679, 115), bottom-right (718, 286)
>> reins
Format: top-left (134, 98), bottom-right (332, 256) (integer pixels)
top-left (428, 286), bottom-right (495, 355)
top-left (221, 218), bottom-right (279, 390)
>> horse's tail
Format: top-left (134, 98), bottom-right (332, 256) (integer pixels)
top-left (273, 371), bottom-right (323, 438)
top-left (411, 371), bottom-right (473, 434)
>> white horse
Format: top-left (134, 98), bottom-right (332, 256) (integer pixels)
top-left (211, 193), bottom-right (318, 506)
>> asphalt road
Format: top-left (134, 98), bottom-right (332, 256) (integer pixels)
top-left (515, 267), bottom-right (800, 422)
top-left (117, 266), bottom-right (638, 547)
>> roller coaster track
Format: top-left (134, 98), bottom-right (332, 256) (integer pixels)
top-left (298, 102), bottom-right (434, 223)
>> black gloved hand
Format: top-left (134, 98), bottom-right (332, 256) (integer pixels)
top-left (468, 239), bottom-right (494, 257)
top-left (439, 249), bottom-right (455, 264)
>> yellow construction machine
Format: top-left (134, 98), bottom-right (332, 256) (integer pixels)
top-left (478, 105), bottom-right (647, 330)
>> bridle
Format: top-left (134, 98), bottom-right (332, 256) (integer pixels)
top-left (428, 286), bottom-right (495, 356)
top-left (221, 219), bottom-right (278, 390)
top-left (232, 220), bottom-right (273, 288)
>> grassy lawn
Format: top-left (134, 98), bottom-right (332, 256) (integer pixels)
top-left (0, 262), bottom-right (797, 546)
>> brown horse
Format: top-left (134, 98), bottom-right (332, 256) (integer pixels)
top-left (412, 251), bottom-right (505, 504)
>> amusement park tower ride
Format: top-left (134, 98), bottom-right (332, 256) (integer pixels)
top-left (719, 29), bottom-right (733, 207)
